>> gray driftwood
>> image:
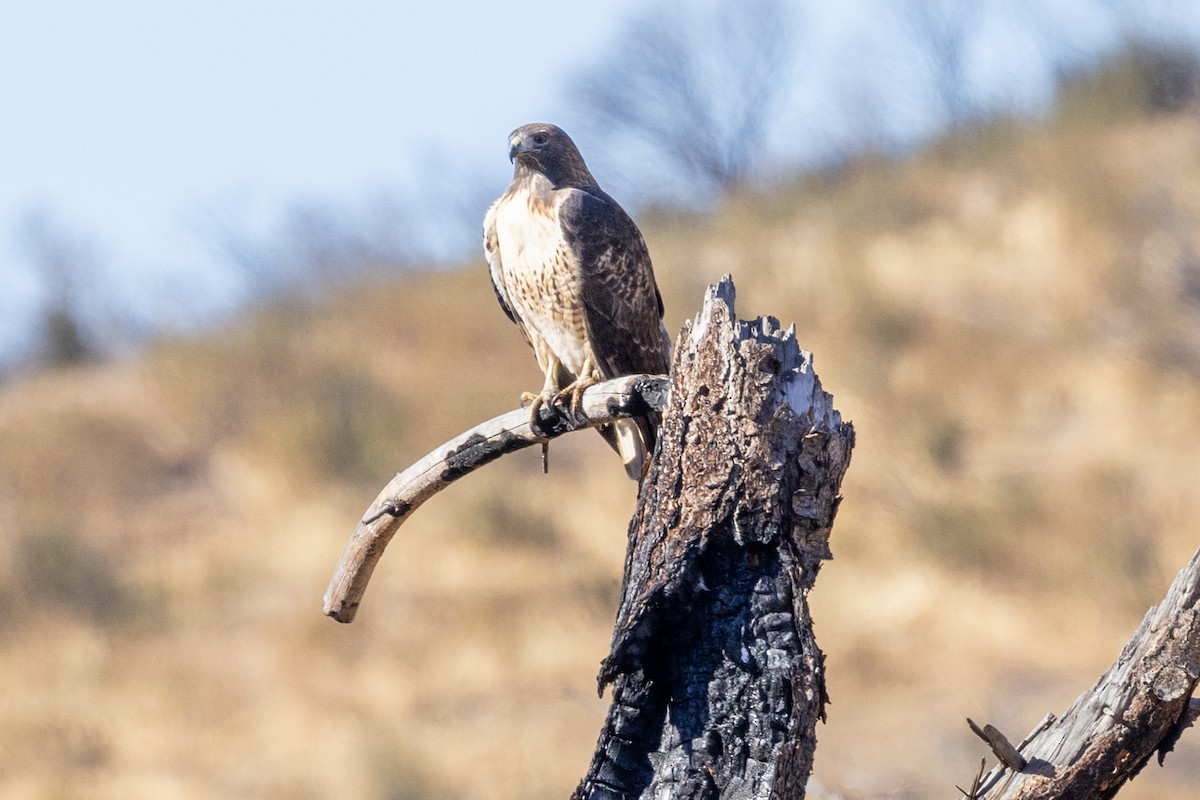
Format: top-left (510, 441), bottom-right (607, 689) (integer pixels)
top-left (961, 548), bottom-right (1200, 799)
top-left (323, 373), bottom-right (669, 623)
top-left (572, 278), bottom-right (855, 799)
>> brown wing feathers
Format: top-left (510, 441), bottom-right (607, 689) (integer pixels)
top-left (558, 188), bottom-right (670, 380)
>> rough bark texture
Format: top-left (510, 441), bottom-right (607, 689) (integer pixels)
top-left (966, 548), bottom-right (1200, 799)
top-left (573, 277), bottom-right (855, 800)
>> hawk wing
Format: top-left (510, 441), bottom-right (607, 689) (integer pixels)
top-left (558, 188), bottom-right (670, 380)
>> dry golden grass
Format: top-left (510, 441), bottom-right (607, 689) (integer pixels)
top-left (3, 89), bottom-right (1200, 797)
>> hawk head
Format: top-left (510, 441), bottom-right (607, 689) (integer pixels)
top-left (508, 123), bottom-right (596, 189)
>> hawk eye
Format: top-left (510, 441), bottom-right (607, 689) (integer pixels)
top-left (532, 133), bottom-right (548, 145)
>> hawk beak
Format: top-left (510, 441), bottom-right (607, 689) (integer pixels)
top-left (508, 138), bottom-right (521, 163)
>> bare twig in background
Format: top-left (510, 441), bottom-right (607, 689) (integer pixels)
top-left (573, 0), bottom-right (797, 196)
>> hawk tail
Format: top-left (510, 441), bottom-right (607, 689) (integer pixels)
top-left (599, 416), bottom-right (658, 482)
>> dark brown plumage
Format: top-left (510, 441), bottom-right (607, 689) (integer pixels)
top-left (483, 123), bottom-right (671, 479)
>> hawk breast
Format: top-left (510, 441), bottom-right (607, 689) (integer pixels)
top-left (493, 180), bottom-right (592, 378)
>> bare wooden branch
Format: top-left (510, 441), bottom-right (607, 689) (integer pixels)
top-left (572, 277), bottom-right (855, 799)
top-left (322, 374), bottom-right (669, 623)
top-left (962, 548), bottom-right (1200, 799)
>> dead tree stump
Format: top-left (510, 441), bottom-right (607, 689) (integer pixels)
top-left (573, 278), bottom-right (855, 799)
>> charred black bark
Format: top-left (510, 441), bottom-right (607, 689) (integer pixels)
top-left (574, 277), bottom-right (854, 800)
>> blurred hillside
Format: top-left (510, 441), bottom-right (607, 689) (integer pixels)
top-left (3, 50), bottom-right (1200, 799)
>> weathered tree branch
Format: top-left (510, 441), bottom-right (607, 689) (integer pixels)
top-left (323, 374), bottom-right (669, 623)
top-left (961, 548), bottom-right (1200, 799)
top-left (573, 278), bottom-right (855, 799)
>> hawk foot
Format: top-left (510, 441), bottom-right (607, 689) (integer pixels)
top-left (525, 390), bottom-right (562, 438)
top-left (523, 380), bottom-right (592, 437)
top-left (555, 375), bottom-right (597, 425)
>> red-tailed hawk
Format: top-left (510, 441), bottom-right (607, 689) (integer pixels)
top-left (483, 123), bottom-right (671, 480)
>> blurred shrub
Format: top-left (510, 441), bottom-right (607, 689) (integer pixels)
top-left (271, 365), bottom-right (410, 486)
top-left (39, 307), bottom-right (97, 367)
top-left (912, 498), bottom-right (1024, 579)
top-left (0, 403), bottom-right (203, 530)
top-left (463, 486), bottom-right (563, 552)
top-left (1058, 42), bottom-right (1200, 121)
top-left (925, 414), bottom-right (966, 474)
top-left (363, 728), bottom-right (453, 800)
top-left (13, 524), bottom-right (136, 626)
top-left (151, 299), bottom-right (414, 489)
top-left (1141, 45), bottom-right (1200, 112)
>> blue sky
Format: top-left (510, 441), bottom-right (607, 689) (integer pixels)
top-left (0, 1), bottom-right (645, 356)
top-left (0, 0), bottom-right (1192, 362)
top-left (0, 1), bottom-right (641, 247)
